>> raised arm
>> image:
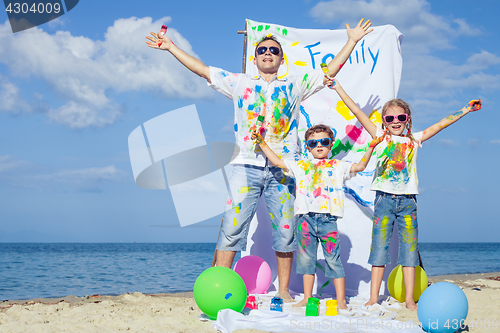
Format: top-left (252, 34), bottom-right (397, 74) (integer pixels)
top-left (146, 31), bottom-right (211, 82)
top-left (421, 100), bottom-right (482, 143)
top-left (350, 134), bottom-right (384, 173)
top-left (331, 79), bottom-right (377, 138)
top-left (251, 130), bottom-right (289, 171)
top-left (324, 18), bottom-right (373, 78)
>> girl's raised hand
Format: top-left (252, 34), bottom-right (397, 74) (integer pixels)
top-left (466, 99), bottom-right (482, 112)
top-left (346, 18), bottom-right (373, 43)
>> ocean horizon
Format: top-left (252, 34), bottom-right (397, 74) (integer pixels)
top-left (0, 242), bottom-right (499, 301)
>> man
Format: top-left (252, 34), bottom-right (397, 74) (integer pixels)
top-left (146, 19), bottom-right (372, 301)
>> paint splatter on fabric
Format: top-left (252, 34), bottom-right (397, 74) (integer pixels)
top-left (371, 127), bottom-right (423, 194)
top-left (208, 67), bottom-right (325, 167)
top-left (320, 231), bottom-right (338, 254)
top-left (284, 158), bottom-right (354, 217)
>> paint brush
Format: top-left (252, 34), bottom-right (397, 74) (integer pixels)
top-left (321, 62), bottom-right (336, 89)
top-left (320, 62), bottom-right (330, 77)
top-left (158, 25), bottom-right (168, 47)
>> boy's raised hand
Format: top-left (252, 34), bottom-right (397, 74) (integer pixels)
top-left (466, 99), bottom-right (482, 112)
top-left (346, 18), bottom-right (373, 43)
top-left (323, 77), bottom-right (336, 89)
top-left (251, 129), bottom-right (264, 145)
top-left (369, 133), bottom-right (385, 148)
top-left (146, 31), bottom-right (173, 50)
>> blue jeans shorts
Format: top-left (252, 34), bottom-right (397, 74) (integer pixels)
top-left (216, 164), bottom-right (297, 253)
top-left (368, 191), bottom-right (419, 267)
top-left (296, 212), bottom-right (345, 279)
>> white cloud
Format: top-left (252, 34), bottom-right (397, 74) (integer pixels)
top-left (491, 140), bottom-right (500, 145)
top-left (0, 17), bottom-right (213, 128)
top-left (0, 75), bottom-right (31, 113)
top-left (438, 138), bottom-right (457, 147)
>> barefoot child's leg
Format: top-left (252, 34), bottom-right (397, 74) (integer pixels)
top-left (365, 266), bottom-right (385, 306)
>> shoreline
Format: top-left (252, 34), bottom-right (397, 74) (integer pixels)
top-left (1, 272), bottom-right (499, 332)
top-left (2, 271), bottom-right (499, 305)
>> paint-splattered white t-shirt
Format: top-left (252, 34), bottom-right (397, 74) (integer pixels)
top-left (284, 158), bottom-right (355, 217)
top-left (371, 127), bottom-right (424, 195)
top-left (209, 67), bottom-right (325, 166)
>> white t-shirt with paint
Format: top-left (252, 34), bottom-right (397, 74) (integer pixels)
top-left (371, 127), bottom-right (424, 195)
top-left (284, 158), bottom-right (355, 217)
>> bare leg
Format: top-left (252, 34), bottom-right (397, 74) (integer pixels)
top-left (215, 250), bottom-right (236, 268)
top-left (403, 266), bottom-right (417, 310)
top-left (293, 274), bottom-right (314, 307)
top-left (333, 277), bottom-right (347, 309)
top-left (276, 251), bottom-right (294, 302)
top-left (365, 265), bottom-right (385, 306)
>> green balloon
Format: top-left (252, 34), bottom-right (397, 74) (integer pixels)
top-left (193, 266), bottom-right (247, 319)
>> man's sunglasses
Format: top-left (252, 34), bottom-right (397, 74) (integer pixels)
top-left (383, 114), bottom-right (409, 124)
top-left (256, 46), bottom-right (280, 56)
top-left (306, 138), bottom-right (332, 149)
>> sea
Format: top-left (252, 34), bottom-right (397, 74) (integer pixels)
top-left (0, 242), bottom-right (499, 301)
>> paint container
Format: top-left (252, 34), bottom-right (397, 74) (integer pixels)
top-left (245, 295), bottom-right (258, 310)
top-left (270, 296), bottom-right (283, 312)
top-left (305, 297), bottom-right (320, 316)
top-left (326, 299), bottom-right (338, 316)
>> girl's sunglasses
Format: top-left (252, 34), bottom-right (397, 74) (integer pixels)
top-left (306, 138), bottom-right (332, 149)
top-left (256, 46), bottom-right (280, 56)
top-left (383, 113), bottom-right (409, 124)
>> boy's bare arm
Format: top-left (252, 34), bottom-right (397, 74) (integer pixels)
top-left (421, 99), bottom-right (482, 142)
top-left (146, 32), bottom-right (211, 82)
top-left (332, 79), bottom-right (377, 138)
top-left (251, 130), bottom-right (289, 172)
top-left (350, 135), bottom-right (384, 173)
top-left (324, 18), bottom-right (373, 78)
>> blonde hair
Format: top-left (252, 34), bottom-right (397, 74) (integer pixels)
top-left (381, 99), bottom-right (414, 141)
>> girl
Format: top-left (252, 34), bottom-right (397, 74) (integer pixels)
top-left (330, 79), bottom-right (481, 310)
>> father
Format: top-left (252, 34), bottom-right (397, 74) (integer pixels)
top-left (146, 19), bottom-right (372, 301)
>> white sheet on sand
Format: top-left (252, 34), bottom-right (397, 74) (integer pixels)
top-left (203, 294), bottom-right (424, 333)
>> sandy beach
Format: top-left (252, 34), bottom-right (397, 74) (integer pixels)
top-left (1, 272), bottom-right (499, 333)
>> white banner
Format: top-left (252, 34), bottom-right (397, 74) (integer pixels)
top-left (243, 20), bottom-right (404, 297)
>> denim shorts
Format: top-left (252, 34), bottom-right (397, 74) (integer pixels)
top-left (216, 164), bottom-right (297, 253)
top-left (368, 191), bottom-right (419, 267)
top-left (296, 212), bottom-right (345, 279)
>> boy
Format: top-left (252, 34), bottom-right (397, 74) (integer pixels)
top-left (252, 124), bottom-right (382, 308)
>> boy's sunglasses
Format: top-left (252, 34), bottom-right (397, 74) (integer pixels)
top-left (306, 138), bottom-right (332, 149)
top-left (383, 114), bottom-right (409, 124)
top-left (256, 46), bottom-right (280, 56)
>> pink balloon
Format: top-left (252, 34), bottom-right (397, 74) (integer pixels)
top-left (233, 255), bottom-right (272, 294)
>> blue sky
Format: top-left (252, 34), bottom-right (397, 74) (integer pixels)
top-left (0, 0), bottom-right (498, 243)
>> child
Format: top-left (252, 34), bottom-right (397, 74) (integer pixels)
top-left (252, 125), bottom-right (382, 309)
top-left (330, 79), bottom-right (482, 310)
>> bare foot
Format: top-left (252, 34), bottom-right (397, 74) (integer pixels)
top-left (364, 298), bottom-right (379, 307)
top-left (405, 301), bottom-right (417, 311)
top-left (337, 299), bottom-right (348, 310)
top-left (278, 291), bottom-right (295, 303)
top-left (292, 298), bottom-right (309, 308)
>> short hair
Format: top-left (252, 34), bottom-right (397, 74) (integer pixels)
top-left (304, 124), bottom-right (335, 142)
top-left (255, 35), bottom-right (283, 58)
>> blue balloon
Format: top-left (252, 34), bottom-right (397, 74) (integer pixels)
top-left (417, 282), bottom-right (468, 333)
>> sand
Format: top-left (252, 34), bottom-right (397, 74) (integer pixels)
top-left (0, 272), bottom-right (499, 333)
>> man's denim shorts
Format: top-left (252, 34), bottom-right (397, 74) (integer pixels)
top-left (216, 164), bottom-right (297, 253)
top-left (296, 212), bottom-right (344, 279)
top-left (368, 191), bottom-right (419, 267)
